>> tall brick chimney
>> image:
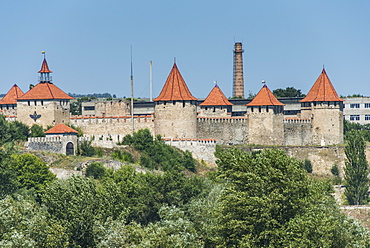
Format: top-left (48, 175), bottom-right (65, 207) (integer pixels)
top-left (233, 42), bottom-right (244, 98)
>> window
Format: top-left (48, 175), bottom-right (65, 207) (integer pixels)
top-left (350, 115), bottom-right (360, 121)
top-left (84, 106), bottom-right (95, 111)
top-left (350, 103), bottom-right (360, 108)
top-left (366, 115), bottom-right (370, 121)
top-left (365, 103), bottom-right (370, 108)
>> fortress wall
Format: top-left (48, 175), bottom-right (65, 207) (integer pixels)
top-left (197, 117), bottom-right (248, 145)
top-left (248, 111), bottom-right (284, 145)
top-left (26, 136), bottom-right (77, 154)
top-left (164, 139), bottom-right (217, 165)
top-left (70, 115), bottom-right (155, 137)
top-left (284, 119), bottom-right (313, 146)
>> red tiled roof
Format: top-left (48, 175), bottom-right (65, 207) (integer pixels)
top-left (0, 84), bottom-right (24, 105)
top-left (38, 58), bottom-right (52, 73)
top-left (154, 63), bottom-right (197, 101)
top-left (246, 85), bottom-right (285, 106)
top-left (45, 123), bottom-right (78, 134)
top-left (17, 82), bottom-right (74, 100)
top-left (199, 85), bottom-right (233, 106)
top-left (300, 69), bottom-right (343, 102)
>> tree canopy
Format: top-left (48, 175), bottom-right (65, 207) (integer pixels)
top-left (272, 86), bottom-right (305, 98)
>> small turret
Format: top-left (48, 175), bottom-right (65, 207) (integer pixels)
top-left (38, 51), bottom-right (53, 83)
top-left (246, 83), bottom-right (285, 145)
top-left (199, 84), bottom-right (233, 117)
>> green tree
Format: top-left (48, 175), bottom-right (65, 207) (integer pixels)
top-left (78, 140), bottom-right (96, 156)
top-left (273, 86), bottom-right (305, 98)
top-left (86, 162), bottom-right (106, 179)
top-left (344, 131), bottom-right (370, 205)
top-left (214, 147), bottom-right (370, 247)
top-left (0, 149), bottom-right (19, 199)
top-left (30, 124), bottom-right (45, 137)
top-left (10, 154), bottom-right (56, 192)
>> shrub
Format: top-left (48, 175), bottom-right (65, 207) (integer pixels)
top-left (86, 162), bottom-right (106, 179)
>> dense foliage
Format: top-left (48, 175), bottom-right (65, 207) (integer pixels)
top-left (0, 115), bottom-right (29, 144)
top-left (344, 119), bottom-right (370, 141)
top-left (122, 129), bottom-right (196, 172)
top-left (272, 86), bottom-right (305, 98)
top-left (344, 131), bottom-right (370, 205)
top-left (1, 137), bottom-right (370, 246)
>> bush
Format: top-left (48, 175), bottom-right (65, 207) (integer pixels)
top-left (86, 162), bottom-right (106, 179)
top-left (78, 140), bottom-right (95, 157)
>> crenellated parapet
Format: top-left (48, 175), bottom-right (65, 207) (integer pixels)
top-left (70, 115), bottom-right (154, 124)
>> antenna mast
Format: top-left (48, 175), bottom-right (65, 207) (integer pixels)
top-left (130, 46), bottom-right (134, 134)
top-left (150, 61), bottom-right (153, 101)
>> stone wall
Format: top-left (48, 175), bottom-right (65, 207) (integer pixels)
top-left (284, 119), bottom-right (312, 145)
top-left (26, 135), bottom-right (78, 155)
top-left (71, 115), bottom-right (154, 137)
top-left (82, 100), bottom-right (130, 116)
top-left (164, 138), bottom-right (217, 165)
top-left (154, 101), bottom-right (197, 139)
top-left (247, 108), bottom-right (284, 145)
top-left (197, 117), bottom-right (248, 145)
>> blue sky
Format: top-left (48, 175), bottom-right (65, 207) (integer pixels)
top-left (0, 0), bottom-right (369, 99)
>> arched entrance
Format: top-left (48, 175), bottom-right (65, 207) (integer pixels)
top-left (66, 142), bottom-right (74, 155)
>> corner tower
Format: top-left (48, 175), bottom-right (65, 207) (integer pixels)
top-left (17, 53), bottom-right (74, 127)
top-left (300, 69), bottom-right (343, 145)
top-left (154, 63), bottom-right (197, 139)
top-left (246, 84), bottom-right (285, 145)
top-left (233, 42), bottom-right (244, 98)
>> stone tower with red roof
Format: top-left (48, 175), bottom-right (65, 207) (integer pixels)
top-left (17, 55), bottom-right (74, 127)
top-left (246, 84), bottom-right (285, 145)
top-left (0, 84), bottom-right (24, 116)
top-left (300, 69), bottom-right (343, 145)
top-left (154, 63), bottom-right (198, 139)
top-left (199, 84), bottom-right (233, 117)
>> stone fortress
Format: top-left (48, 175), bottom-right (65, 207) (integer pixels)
top-left (0, 44), bottom-right (346, 170)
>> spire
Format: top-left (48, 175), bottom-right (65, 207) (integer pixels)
top-left (38, 51), bottom-right (53, 83)
top-left (200, 84), bottom-right (233, 106)
top-left (300, 68), bottom-right (343, 102)
top-left (246, 84), bottom-right (284, 106)
top-left (154, 63), bottom-right (197, 101)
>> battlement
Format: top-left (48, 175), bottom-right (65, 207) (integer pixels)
top-left (28, 136), bottom-right (62, 142)
top-left (70, 115), bottom-right (154, 124)
top-left (284, 117), bottom-right (311, 123)
top-left (4, 115), bottom-right (17, 122)
top-left (197, 116), bottom-right (247, 123)
top-left (163, 138), bottom-right (217, 146)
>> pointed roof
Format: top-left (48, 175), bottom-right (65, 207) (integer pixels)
top-left (300, 69), bottom-right (343, 102)
top-left (199, 85), bottom-right (233, 106)
top-left (17, 83), bottom-right (74, 100)
top-left (0, 84), bottom-right (25, 105)
top-left (246, 85), bottom-right (285, 106)
top-left (154, 63), bottom-right (197, 101)
top-left (38, 58), bottom-right (52, 73)
top-left (45, 123), bottom-right (78, 134)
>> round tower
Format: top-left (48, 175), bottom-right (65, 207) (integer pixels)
top-left (154, 63), bottom-right (197, 139)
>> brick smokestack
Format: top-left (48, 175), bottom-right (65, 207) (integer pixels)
top-left (233, 42), bottom-right (244, 98)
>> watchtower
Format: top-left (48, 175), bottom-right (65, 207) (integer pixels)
top-left (154, 63), bottom-right (197, 139)
top-left (300, 69), bottom-right (343, 145)
top-left (246, 84), bottom-right (285, 145)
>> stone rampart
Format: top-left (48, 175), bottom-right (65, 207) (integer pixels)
top-left (164, 138), bottom-right (217, 165)
top-left (71, 115), bottom-right (154, 136)
top-left (197, 117), bottom-right (248, 145)
top-left (26, 135), bottom-right (77, 155)
top-left (284, 118), bottom-right (313, 146)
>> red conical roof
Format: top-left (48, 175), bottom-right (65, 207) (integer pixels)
top-left (0, 84), bottom-right (24, 105)
top-left (154, 63), bottom-right (197, 101)
top-left (45, 123), bottom-right (78, 134)
top-left (17, 83), bottom-right (74, 100)
top-left (38, 58), bottom-right (52, 73)
top-left (300, 69), bottom-right (343, 102)
top-left (246, 85), bottom-right (285, 106)
top-left (200, 85), bottom-right (233, 106)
